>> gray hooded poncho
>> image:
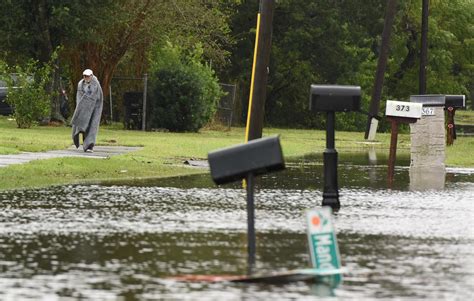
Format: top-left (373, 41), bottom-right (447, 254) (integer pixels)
top-left (71, 75), bottom-right (103, 151)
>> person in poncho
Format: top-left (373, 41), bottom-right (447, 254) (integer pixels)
top-left (71, 69), bottom-right (103, 152)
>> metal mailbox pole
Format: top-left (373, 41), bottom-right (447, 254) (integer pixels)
top-left (208, 136), bottom-right (285, 275)
top-left (245, 173), bottom-right (256, 275)
top-left (322, 111), bottom-right (339, 209)
top-left (309, 85), bottom-right (361, 210)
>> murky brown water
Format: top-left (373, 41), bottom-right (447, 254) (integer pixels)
top-left (0, 152), bottom-right (473, 300)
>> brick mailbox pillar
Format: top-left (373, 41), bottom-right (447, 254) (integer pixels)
top-left (409, 95), bottom-right (446, 190)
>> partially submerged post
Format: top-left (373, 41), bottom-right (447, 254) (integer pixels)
top-left (208, 136), bottom-right (285, 275)
top-left (384, 100), bottom-right (422, 184)
top-left (444, 95), bottom-right (466, 146)
top-left (409, 95), bottom-right (446, 190)
top-left (309, 85), bottom-right (361, 210)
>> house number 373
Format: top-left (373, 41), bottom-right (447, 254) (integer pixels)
top-left (396, 105), bottom-right (410, 112)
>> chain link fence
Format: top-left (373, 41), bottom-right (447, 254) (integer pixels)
top-left (110, 78), bottom-right (237, 131)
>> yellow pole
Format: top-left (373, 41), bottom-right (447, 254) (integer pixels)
top-left (245, 13), bottom-right (261, 143)
top-left (243, 13), bottom-right (261, 189)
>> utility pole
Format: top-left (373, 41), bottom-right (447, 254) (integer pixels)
top-left (365, 0), bottom-right (398, 140)
top-left (419, 0), bottom-right (429, 94)
top-left (245, 0), bottom-right (275, 142)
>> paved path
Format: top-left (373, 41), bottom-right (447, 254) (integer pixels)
top-left (0, 146), bottom-right (142, 168)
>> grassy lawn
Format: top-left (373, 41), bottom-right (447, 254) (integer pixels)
top-left (456, 109), bottom-right (474, 126)
top-left (0, 115), bottom-right (472, 190)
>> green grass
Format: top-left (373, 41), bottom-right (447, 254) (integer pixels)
top-left (456, 109), bottom-right (474, 125)
top-left (0, 116), bottom-right (472, 190)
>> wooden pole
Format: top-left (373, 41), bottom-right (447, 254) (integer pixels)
top-left (387, 116), bottom-right (418, 184)
top-left (387, 117), bottom-right (399, 184)
top-left (419, 0), bottom-right (429, 94)
top-left (446, 107), bottom-right (455, 145)
top-left (245, 0), bottom-right (275, 142)
top-left (365, 0), bottom-right (398, 139)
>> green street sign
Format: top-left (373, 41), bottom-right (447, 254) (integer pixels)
top-left (306, 207), bottom-right (342, 271)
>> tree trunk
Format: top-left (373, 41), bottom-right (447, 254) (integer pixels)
top-left (34, 0), bottom-right (65, 122)
top-left (364, 0), bottom-right (398, 139)
top-left (246, 0), bottom-right (275, 141)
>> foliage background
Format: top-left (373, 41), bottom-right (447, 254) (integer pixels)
top-left (147, 42), bottom-right (223, 132)
top-left (0, 0), bottom-right (472, 131)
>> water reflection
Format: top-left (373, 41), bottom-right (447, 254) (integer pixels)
top-left (409, 166), bottom-right (446, 191)
top-left (0, 152), bottom-right (473, 299)
top-left (104, 152), bottom-right (472, 192)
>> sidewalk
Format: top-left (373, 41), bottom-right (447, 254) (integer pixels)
top-left (0, 146), bottom-right (142, 168)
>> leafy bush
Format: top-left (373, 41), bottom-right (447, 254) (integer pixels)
top-left (0, 58), bottom-right (53, 128)
top-left (147, 42), bottom-right (223, 132)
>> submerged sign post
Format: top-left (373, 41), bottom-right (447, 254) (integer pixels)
top-left (306, 207), bottom-right (342, 283)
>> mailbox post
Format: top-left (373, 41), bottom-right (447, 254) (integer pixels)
top-left (385, 100), bottom-right (422, 183)
top-left (208, 136), bottom-right (285, 275)
top-left (309, 85), bottom-right (361, 210)
top-left (444, 95), bottom-right (466, 145)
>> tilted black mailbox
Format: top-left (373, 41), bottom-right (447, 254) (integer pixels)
top-left (309, 85), bottom-right (361, 210)
top-left (208, 136), bottom-right (285, 275)
top-left (208, 136), bottom-right (285, 185)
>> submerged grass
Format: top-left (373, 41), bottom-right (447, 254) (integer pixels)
top-left (0, 115), bottom-right (472, 190)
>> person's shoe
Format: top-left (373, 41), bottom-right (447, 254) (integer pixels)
top-left (85, 149), bottom-right (94, 153)
top-left (73, 134), bottom-right (80, 148)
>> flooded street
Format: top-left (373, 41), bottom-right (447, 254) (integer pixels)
top-left (0, 153), bottom-right (473, 300)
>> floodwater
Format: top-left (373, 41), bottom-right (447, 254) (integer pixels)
top-left (0, 152), bottom-right (473, 300)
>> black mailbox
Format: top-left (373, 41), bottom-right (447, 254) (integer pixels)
top-left (310, 85), bottom-right (361, 112)
top-left (208, 136), bottom-right (285, 185)
top-left (445, 95), bottom-right (466, 109)
top-left (208, 136), bottom-right (285, 275)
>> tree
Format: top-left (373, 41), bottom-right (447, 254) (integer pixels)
top-left (228, 0), bottom-right (383, 129)
top-left (147, 42), bottom-right (223, 132)
top-left (387, 0), bottom-right (474, 98)
top-left (227, 0), bottom-right (473, 129)
top-left (0, 0), bottom-right (234, 122)
top-left (0, 0), bottom-right (117, 121)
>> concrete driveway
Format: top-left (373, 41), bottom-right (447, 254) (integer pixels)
top-left (0, 146), bottom-right (142, 168)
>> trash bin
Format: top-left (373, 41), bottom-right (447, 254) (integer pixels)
top-left (123, 92), bottom-right (143, 130)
